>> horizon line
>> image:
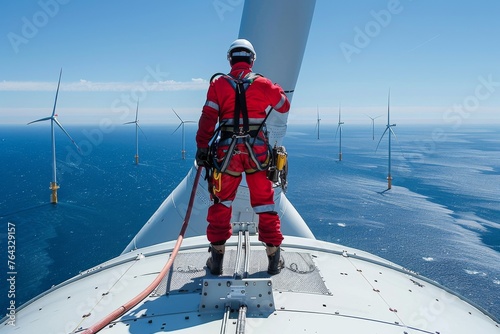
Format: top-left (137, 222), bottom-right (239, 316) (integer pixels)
top-left (0, 79), bottom-right (209, 92)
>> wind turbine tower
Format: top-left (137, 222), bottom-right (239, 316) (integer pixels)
top-left (376, 90), bottom-right (397, 189)
top-left (124, 101), bottom-right (145, 164)
top-left (314, 106), bottom-right (321, 140)
top-left (365, 114), bottom-right (382, 140)
top-left (27, 69), bottom-right (80, 204)
top-left (334, 103), bottom-right (344, 161)
top-left (172, 109), bottom-right (196, 160)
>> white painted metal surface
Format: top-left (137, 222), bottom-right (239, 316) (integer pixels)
top-left (2, 236), bottom-right (499, 333)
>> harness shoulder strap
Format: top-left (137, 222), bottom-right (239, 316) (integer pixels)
top-left (210, 72), bottom-right (226, 83)
top-left (222, 72), bottom-right (262, 134)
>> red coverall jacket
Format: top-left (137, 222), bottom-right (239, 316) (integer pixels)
top-left (196, 62), bottom-right (289, 148)
top-left (196, 61), bottom-right (290, 246)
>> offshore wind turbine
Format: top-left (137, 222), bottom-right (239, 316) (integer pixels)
top-left (172, 108), bottom-right (196, 160)
top-left (365, 114), bottom-right (382, 140)
top-left (27, 68), bottom-right (80, 204)
top-left (334, 103), bottom-right (344, 161)
top-left (11, 2), bottom-right (500, 333)
top-left (376, 90), bottom-right (397, 190)
top-left (124, 101), bottom-right (146, 164)
top-left (314, 106), bottom-right (321, 139)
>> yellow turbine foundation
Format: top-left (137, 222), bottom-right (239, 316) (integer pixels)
top-left (135, 154), bottom-right (139, 164)
top-left (339, 152), bottom-right (342, 161)
top-left (50, 182), bottom-right (60, 204)
top-left (387, 175), bottom-right (392, 189)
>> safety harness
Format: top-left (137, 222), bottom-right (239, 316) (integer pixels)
top-left (208, 71), bottom-right (273, 174)
top-left (203, 71), bottom-right (289, 200)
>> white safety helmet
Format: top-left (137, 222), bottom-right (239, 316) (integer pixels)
top-left (227, 38), bottom-right (256, 63)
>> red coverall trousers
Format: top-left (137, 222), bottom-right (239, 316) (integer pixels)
top-left (207, 141), bottom-right (284, 246)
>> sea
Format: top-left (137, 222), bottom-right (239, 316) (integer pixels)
top-left (1, 123), bottom-right (499, 322)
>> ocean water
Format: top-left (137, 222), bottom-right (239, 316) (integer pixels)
top-left (0, 123), bottom-right (499, 322)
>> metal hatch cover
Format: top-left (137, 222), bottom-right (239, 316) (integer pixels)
top-left (199, 278), bottom-right (275, 315)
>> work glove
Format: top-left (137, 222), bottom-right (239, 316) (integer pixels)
top-left (196, 147), bottom-right (209, 167)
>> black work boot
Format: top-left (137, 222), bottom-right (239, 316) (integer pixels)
top-left (266, 245), bottom-right (284, 275)
top-left (206, 244), bottom-right (225, 275)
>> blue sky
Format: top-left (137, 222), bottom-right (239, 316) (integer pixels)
top-left (1, 0), bottom-right (499, 126)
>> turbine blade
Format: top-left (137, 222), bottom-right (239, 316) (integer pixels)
top-left (364, 114), bottom-right (383, 121)
top-left (51, 68), bottom-right (63, 117)
top-left (123, 121), bottom-right (136, 125)
top-left (53, 118), bottom-right (80, 152)
top-left (375, 127), bottom-right (389, 152)
top-left (172, 122), bottom-right (182, 134)
top-left (387, 89), bottom-right (391, 124)
top-left (135, 101), bottom-right (139, 122)
top-left (27, 116), bottom-right (52, 125)
top-left (137, 123), bottom-right (147, 139)
top-left (334, 124), bottom-right (341, 140)
top-left (389, 127), bottom-right (406, 157)
top-left (172, 108), bottom-right (183, 122)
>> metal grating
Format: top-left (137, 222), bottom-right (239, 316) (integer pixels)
top-left (153, 250), bottom-right (331, 296)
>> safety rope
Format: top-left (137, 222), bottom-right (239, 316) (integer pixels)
top-left (81, 166), bottom-right (203, 334)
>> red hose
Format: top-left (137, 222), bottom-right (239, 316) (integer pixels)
top-left (82, 166), bottom-right (203, 333)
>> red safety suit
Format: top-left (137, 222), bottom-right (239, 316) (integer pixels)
top-left (196, 62), bottom-right (290, 246)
